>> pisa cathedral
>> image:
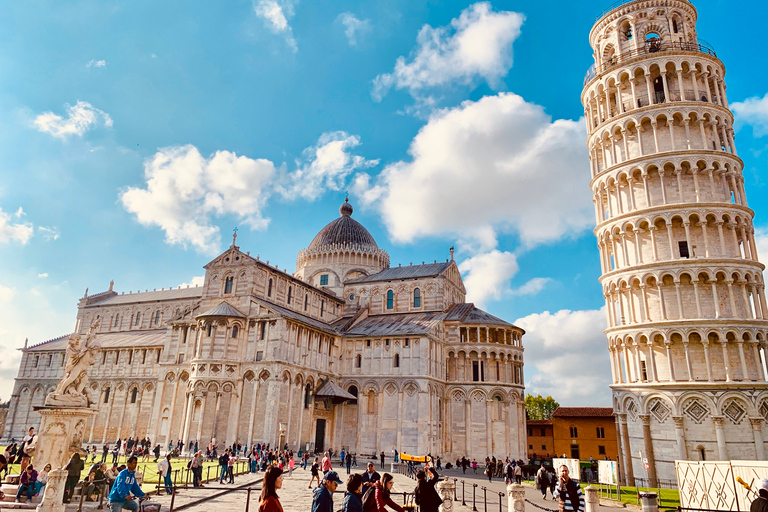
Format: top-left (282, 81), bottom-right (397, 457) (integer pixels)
top-left (3, 200), bottom-right (526, 459)
top-left (584, 0), bottom-right (768, 484)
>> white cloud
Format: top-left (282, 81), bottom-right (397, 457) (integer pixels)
top-left (0, 284), bottom-right (14, 302)
top-left (459, 250), bottom-right (519, 306)
top-left (38, 226), bottom-right (60, 240)
top-left (372, 2), bottom-right (524, 102)
top-left (512, 277), bottom-right (551, 296)
top-left (277, 132), bottom-right (379, 201)
top-left (121, 145), bottom-right (276, 255)
top-left (34, 100), bottom-right (113, 139)
top-left (86, 59), bottom-right (107, 68)
top-left (337, 12), bottom-right (371, 46)
top-left (0, 207), bottom-right (34, 244)
top-left (254, 0), bottom-right (298, 52)
top-left (515, 308), bottom-right (612, 406)
top-left (732, 93), bottom-right (768, 137)
top-left (355, 92), bottom-right (593, 250)
top-left (38, 273), bottom-right (48, 279)
top-left (121, 132), bottom-right (372, 255)
top-left (179, 276), bottom-right (205, 288)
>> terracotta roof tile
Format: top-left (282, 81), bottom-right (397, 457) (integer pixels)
top-left (552, 407), bottom-right (614, 418)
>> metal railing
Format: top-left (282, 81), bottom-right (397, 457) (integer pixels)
top-left (393, 465), bottom-right (506, 512)
top-left (584, 40), bottom-right (717, 85)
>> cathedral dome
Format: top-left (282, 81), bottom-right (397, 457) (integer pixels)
top-left (307, 199), bottom-right (379, 251)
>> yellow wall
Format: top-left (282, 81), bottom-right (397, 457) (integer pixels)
top-left (526, 423), bottom-right (554, 458)
top-left (552, 416), bottom-right (618, 461)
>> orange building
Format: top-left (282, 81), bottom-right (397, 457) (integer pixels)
top-left (526, 419), bottom-right (554, 459)
top-left (551, 407), bottom-right (618, 461)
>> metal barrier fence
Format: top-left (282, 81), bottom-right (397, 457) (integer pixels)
top-left (392, 464), bottom-right (506, 512)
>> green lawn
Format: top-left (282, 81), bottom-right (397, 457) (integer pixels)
top-left (524, 479), bottom-right (681, 509)
top-left (3, 455), bottom-right (251, 493)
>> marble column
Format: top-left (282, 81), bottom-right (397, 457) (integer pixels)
top-left (673, 416), bottom-right (688, 461)
top-left (619, 414), bottom-right (635, 486)
top-left (750, 418), bottom-right (766, 460)
top-left (713, 416), bottom-right (728, 460)
top-left (640, 415), bottom-right (658, 486)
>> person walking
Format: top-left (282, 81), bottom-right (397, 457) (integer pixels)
top-left (484, 460), bottom-right (493, 483)
top-left (321, 452), bottom-right (332, 473)
top-left (414, 465), bottom-right (442, 512)
top-left (311, 470), bottom-right (343, 512)
top-left (471, 460), bottom-right (477, 474)
top-left (555, 465), bottom-right (584, 512)
top-left (108, 456), bottom-right (146, 512)
top-left (343, 473), bottom-right (363, 512)
top-left (374, 473), bottom-right (404, 512)
top-left (309, 457), bottom-right (321, 488)
top-left (63, 452), bottom-right (84, 503)
top-left (258, 466), bottom-right (284, 512)
top-left (157, 453), bottom-right (173, 495)
top-left (536, 464), bottom-right (550, 499)
top-left (288, 456), bottom-right (295, 477)
top-left (345, 453), bottom-right (352, 475)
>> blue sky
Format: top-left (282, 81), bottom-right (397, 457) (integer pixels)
top-left (1, 0), bottom-right (768, 406)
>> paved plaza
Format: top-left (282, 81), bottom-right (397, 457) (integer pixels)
top-left (144, 464), bottom-right (631, 512)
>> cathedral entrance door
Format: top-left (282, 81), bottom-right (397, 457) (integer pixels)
top-left (315, 419), bottom-right (326, 452)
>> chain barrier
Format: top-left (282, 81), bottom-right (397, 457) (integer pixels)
top-left (524, 499), bottom-right (558, 512)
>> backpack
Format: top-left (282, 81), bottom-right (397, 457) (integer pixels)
top-left (219, 455), bottom-right (227, 466)
top-left (362, 487), bottom-right (377, 512)
top-left (187, 459), bottom-right (193, 469)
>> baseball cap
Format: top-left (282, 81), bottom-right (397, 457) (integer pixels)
top-left (324, 470), bottom-right (343, 484)
top-left (759, 479), bottom-right (768, 493)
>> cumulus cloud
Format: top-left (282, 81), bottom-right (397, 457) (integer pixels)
top-left (337, 12), bottom-right (371, 46)
top-left (732, 93), bottom-right (768, 137)
top-left (755, 227), bottom-right (768, 266)
top-left (34, 100), bottom-right (113, 139)
top-left (277, 132), bottom-right (379, 201)
top-left (354, 92), bottom-right (593, 250)
top-left (0, 207), bottom-right (34, 244)
top-left (122, 132), bottom-right (375, 255)
top-left (121, 145), bottom-right (276, 255)
top-left (372, 2), bottom-right (524, 103)
top-left (38, 273), bottom-right (48, 279)
top-left (459, 250), bottom-right (519, 306)
top-left (86, 59), bottom-right (107, 68)
top-left (254, 0), bottom-right (297, 52)
top-left (515, 308), bottom-right (611, 405)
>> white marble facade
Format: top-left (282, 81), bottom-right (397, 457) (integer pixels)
top-left (4, 200), bottom-right (526, 460)
top-left (583, 0), bottom-right (768, 484)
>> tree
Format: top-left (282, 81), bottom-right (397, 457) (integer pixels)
top-left (525, 394), bottom-right (560, 420)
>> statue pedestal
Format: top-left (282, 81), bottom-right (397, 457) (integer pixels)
top-left (34, 406), bottom-right (96, 512)
top-left (437, 479), bottom-right (455, 512)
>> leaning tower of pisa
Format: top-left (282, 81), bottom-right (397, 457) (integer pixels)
top-left (582, 0), bottom-right (768, 484)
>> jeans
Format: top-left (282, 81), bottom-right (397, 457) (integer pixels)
top-left (227, 466), bottom-right (234, 483)
top-left (219, 465), bottom-right (227, 483)
top-left (110, 500), bottom-right (139, 512)
top-left (163, 472), bottom-right (173, 494)
top-left (16, 483), bottom-right (35, 500)
top-left (34, 481), bottom-right (45, 496)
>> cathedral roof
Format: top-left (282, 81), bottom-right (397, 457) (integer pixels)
top-left (444, 303), bottom-right (517, 328)
top-left (552, 407), bottom-right (614, 418)
top-left (306, 199), bottom-right (379, 252)
top-left (25, 334), bottom-right (70, 352)
top-left (347, 261), bottom-right (451, 283)
top-left (341, 312), bottom-right (446, 337)
top-left (315, 381), bottom-right (356, 403)
top-left (84, 286), bottom-right (203, 307)
top-left (251, 297), bottom-right (339, 335)
top-left (196, 302), bottom-right (246, 318)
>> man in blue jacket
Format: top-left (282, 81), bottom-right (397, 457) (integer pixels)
top-left (312, 470), bottom-right (342, 512)
top-left (108, 456), bottom-right (145, 512)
